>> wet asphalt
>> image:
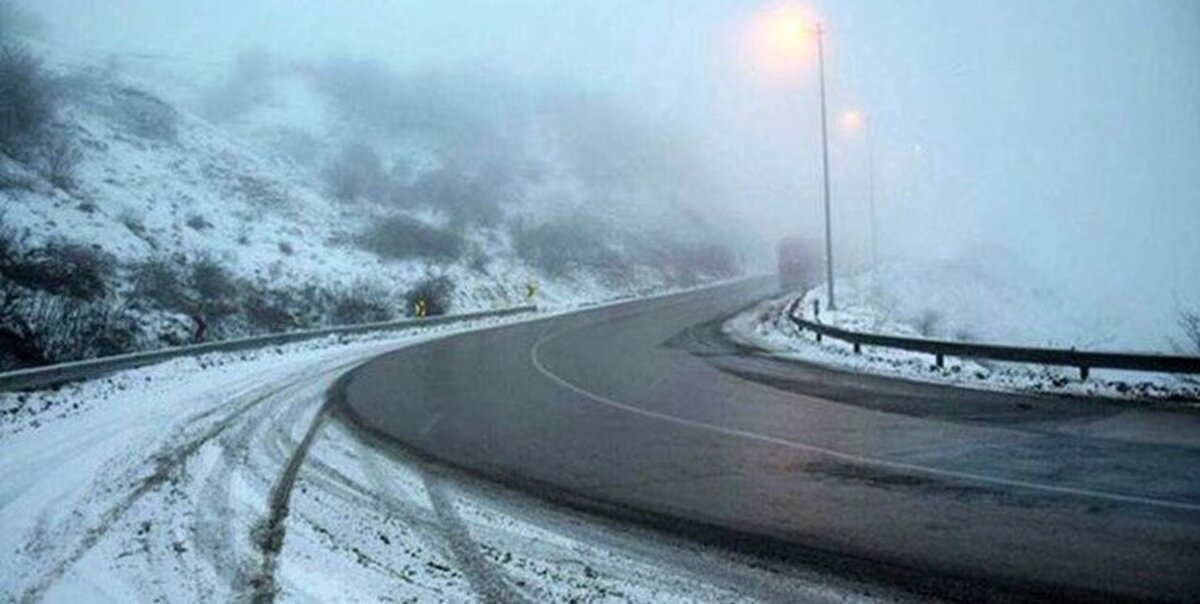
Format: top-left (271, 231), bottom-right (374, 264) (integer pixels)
top-left (336, 279), bottom-right (1200, 602)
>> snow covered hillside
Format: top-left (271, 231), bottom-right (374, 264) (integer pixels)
top-left (0, 41), bottom-right (741, 370)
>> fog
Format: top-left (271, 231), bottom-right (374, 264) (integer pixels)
top-left (26, 0), bottom-right (1200, 346)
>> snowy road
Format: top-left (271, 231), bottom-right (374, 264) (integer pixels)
top-left (0, 307), bottom-right (897, 603)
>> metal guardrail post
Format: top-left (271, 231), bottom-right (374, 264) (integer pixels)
top-left (785, 305), bottom-right (1200, 379)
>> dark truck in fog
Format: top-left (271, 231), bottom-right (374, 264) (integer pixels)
top-left (777, 236), bottom-right (816, 292)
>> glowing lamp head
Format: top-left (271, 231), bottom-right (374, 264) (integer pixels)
top-left (768, 13), bottom-right (809, 53)
top-left (746, 4), bottom-right (820, 80)
top-left (840, 110), bottom-right (865, 132)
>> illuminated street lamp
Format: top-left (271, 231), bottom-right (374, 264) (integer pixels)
top-left (750, 6), bottom-right (837, 309)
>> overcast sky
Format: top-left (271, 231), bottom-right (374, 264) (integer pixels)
top-left (30, 0), bottom-right (1200, 343)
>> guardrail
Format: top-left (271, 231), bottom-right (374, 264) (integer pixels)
top-left (0, 305), bottom-right (537, 392)
top-left (785, 300), bottom-right (1200, 380)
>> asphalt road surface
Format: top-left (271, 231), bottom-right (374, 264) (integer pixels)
top-left (336, 279), bottom-right (1200, 602)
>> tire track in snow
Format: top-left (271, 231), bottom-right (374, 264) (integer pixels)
top-left (16, 358), bottom-right (366, 603)
top-left (6, 319), bottom-right (528, 602)
top-left (337, 389), bottom-right (531, 603)
top-left (419, 468), bottom-right (530, 604)
top-left (16, 382), bottom-right (283, 604)
top-left (245, 365), bottom-right (528, 604)
top-left (193, 353), bottom-right (432, 601)
top-left (244, 357), bottom-right (374, 603)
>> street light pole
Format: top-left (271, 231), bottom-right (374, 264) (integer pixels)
top-left (815, 23), bottom-right (835, 310)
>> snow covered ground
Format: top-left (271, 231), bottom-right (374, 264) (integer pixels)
top-left (726, 271), bottom-right (1200, 403)
top-left (0, 308), bottom-right (897, 603)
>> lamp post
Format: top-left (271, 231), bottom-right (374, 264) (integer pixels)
top-left (815, 24), bottom-right (836, 310)
top-left (750, 7), bottom-right (838, 308)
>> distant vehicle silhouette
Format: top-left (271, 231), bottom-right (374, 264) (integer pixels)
top-left (777, 236), bottom-right (816, 292)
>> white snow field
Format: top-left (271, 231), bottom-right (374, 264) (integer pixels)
top-left (727, 264), bottom-right (1199, 403)
top-left (0, 311), bottom-right (895, 603)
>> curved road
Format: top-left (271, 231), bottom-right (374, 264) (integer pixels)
top-left (336, 279), bottom-right (1200, 602)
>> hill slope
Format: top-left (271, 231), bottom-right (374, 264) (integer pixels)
top-left (0, 45), bottom-right (740, 369)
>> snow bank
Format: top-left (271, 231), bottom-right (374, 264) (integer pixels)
top-left (727, 272), bottom-right (1200, 403)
